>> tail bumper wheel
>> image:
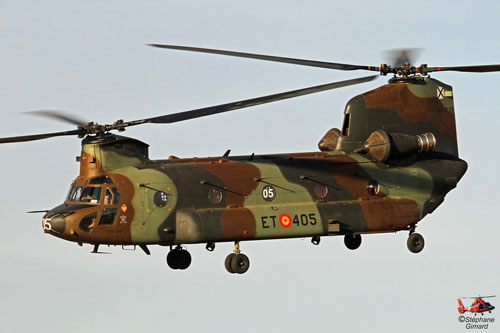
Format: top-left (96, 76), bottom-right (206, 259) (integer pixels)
top-left (407, 232), bottom-right (425, 253)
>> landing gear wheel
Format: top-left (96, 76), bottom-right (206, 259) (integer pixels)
top-left (407, 232), bottom-right (425, 253)
top-left (177, 250), bottom-right (192, 270)
top-left (344, 234), bottom-right (362, 250)
top-left (230, 253), bottom-right (250, 274)
top-left (225, 253), bottom-right (236, 274)
top-left (167, 250), bottom-right (179, 269)
top-left (166, 247), bottom-right (192, 270)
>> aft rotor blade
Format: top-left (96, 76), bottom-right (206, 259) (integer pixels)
top-left (25, 110), bottom-right (88, 127)
top-left (126, 75), bottom-right (377, 126)
top-left (0, 129), bottom-right (81, 144)
top-left (427, 65), bottom-right (500, 73)
top-left (148, 44), bottom-right (377, 71)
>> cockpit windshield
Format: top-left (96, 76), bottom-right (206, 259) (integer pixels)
top-left (67, 186), bottom-right (101, 204)
top-left (71, 186), bottom-right (83, 201)
top-left (65, 175), bottom-right (120, 206)
top-left (79, 187), bottom-right (102, 203)
top-left (65, 176), bottom-right (120, 205)
top-left (65, 185), bottom-right (75, 201)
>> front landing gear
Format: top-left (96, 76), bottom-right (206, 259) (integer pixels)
top-left (225, 242), bottom-right (250, 274)
top-left (407, 232), bottom-right (425, 253)
top-left (166, 245), bottom-right (192, 270)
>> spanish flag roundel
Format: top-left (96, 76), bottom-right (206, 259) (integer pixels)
top-left (279, 214), bottom-right (292, 228)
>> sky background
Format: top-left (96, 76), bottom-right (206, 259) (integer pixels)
top-left (1, 1), bottom-right (499, 332)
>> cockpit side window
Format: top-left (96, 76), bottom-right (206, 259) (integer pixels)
top-left (112, 188), bottom-right (120, 204)
top-left (104, 188), bottom-right (113, 205)
top-left (99, 208), bottom-right (118, 225)
top-left (79, 187), bottom-right (102, 204)
top-left (103, 187), bottom-right (121, 205)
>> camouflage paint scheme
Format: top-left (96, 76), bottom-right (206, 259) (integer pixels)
top-left (42, 77), bottom-right (467, 249)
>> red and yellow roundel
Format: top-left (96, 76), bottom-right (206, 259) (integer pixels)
top-left (279, 214), bottom-right (292, 228)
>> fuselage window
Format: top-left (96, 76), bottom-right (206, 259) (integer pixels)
top-left (208, 188), bottom-right (223, 205)
top-left (80, 187), bottom-right (102, 204)
top-left (99, 208), bottom-right (117, 225)
top-left (89, 176), bottom-right (114, 185)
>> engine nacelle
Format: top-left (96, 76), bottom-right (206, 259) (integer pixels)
top-left (360, 130), bottom-right (436, 162)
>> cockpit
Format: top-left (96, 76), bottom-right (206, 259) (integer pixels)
top-left (65, 175), bottom-right (120, 205)
top-left (42, 175), bottom-right (124, 239)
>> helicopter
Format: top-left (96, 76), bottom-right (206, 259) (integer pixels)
top-left (458, 296), bottom-right (496, 315)
top-left (2, 44), bottom-right (499, 274)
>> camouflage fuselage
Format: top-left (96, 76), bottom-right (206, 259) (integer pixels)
top-left (42, 77), bottom-right (468, 247)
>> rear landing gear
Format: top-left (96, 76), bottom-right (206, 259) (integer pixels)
top-left (166, 245), bottom-right (192, 270)
top-left (225, 241), bottom-right (250, 274)
top-left (344, 234), bottom-right (362, 250)
top-left (407, 232), bottom-right (425, 253)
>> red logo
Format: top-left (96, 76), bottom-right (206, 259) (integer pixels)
top-left (279, 214), bottom-right (292, 228)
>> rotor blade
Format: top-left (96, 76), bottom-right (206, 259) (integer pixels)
top-left (383, 48), bottom-right (423, 67)
top-left (0, 129), bottom-right (81, 144)
top-left (148, 44), bottom-right (377, 72)
top-left (427, 65), bottom-right (500, 73)
top-left (125, 75), bottom-right (377, 126)
top-left (25, 110), bottom-right (88, 127)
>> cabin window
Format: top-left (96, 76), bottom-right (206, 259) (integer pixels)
top-left (313, 183), bottom-right (329, 199)
top-left (208, 188), bottom-right (223, 205)
top-left (80, 187), bottom-right (102, 204)
top-left (99, 208), bottom-right (117, 225)
top-left (154, 191), bottom-right (168, 207)
top-left (366, 181), bottom-right (381, 196)
top-left (341, 113), bottom-right (351, 136)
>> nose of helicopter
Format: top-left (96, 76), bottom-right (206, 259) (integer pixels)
top-left (42, 214), bottom-right (67, 234)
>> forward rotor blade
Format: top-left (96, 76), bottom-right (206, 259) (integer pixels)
top-left (384, 48), bottom-right (423, 67)
top-left (126, 75), bottom-right (377, 126)
top-left (25, 110), bottom-right (88, 127)
top-left (148, 44), bottom-right (376, 72)
top-left (427, 65), bottom-right (500, 73)
top-left (0, 129), bottom-right (81, 144)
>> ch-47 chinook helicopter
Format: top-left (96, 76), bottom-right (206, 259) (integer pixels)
top-left (2, 44), bottom-right (499, 274)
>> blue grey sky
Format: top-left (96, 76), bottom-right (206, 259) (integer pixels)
top-left (1, 1), bottom-right (499, 332)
